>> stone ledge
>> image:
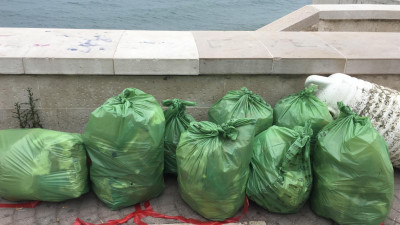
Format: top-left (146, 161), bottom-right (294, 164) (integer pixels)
top-left (1, 27), bottom-right (400, 75)
top-left (257, 4), bottom-right (400, 31)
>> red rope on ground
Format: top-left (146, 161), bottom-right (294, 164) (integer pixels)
top-left (0, 201), bottom-right (40, 208)
top-left (73, 196), bottom-right (249, 225)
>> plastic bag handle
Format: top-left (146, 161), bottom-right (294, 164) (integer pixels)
top-left (305, 75), bottom-right (331, 88)
top-left (162, 99), bottom-right (197, 107)
top-left (280, 136), bottom-right (310, 171)
top-left (190, 119), bottom-right (255, 141)
top-left (280, 122), bottom-right (312, 176)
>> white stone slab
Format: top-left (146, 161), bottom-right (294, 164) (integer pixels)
top-left (0, 28), bottom-right (45, 74)
top-left (314, 32), bottom-right (400, 74)
top-left (23, 29), bottom-right (124, 75)
top-left (113, 31), bottom-right (199, 75)
top-left (193, 31), bottom-right (273, 74)
top-left (252, 32), bottom-right (345, 74)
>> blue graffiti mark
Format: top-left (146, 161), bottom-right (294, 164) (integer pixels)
top-left (67, 48), bottom-right (78, 51)
top-left (64, 35), bottom-right (69, 37)
top-left (45, 30), bottom-right (51, 32)
top-left (93, 35), bottom-right (112, 43)
top-left (79, 39), bottom-right (97, 53)
top-left (79, 39), bottom-right (97, 47)
top-left (99, 47), bottom-right (105, 50)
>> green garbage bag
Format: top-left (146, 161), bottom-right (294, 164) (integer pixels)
top-left (0, 129), bottom-right (88, 202)
top-left (162, 99), bottom-right (196, 175)
top-left (246, 123), bottom-right (313, 213)
top-left (311, 102), bottom-right (394, 225)
top-left (177, 119), bottom-right (256, 221)
top-left (208, 87), bottom-right (273, 135)
top-left (273, 85), bottom-right (332, 138)
top-left (84, 88), bottom-right (165, 210)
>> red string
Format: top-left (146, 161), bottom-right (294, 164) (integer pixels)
top-left (0, 201), bottom-right (40, 208)
top-left (74, 197), bottom-right (249, 225)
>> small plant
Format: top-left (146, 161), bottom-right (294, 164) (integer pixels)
top-left (12, 88), bottom-right (43, 128)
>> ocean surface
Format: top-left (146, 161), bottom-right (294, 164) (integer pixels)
top-left (0, 0), bottom-right (310, 30)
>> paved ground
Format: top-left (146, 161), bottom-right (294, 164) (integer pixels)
top-left (1, 169), bottom-right (399, 225)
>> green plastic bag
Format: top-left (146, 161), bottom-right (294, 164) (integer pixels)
top-left (177, 119), bottom-right (255, 221)
top-left (311, 102), bottom-right (394, 225)
top-left (273, 85), bottom-right (332, 138)
top-left (0, 129), bottom-right (88, 202)
top-left (208, 87), bottom-right (273, 135)
top-left (246, 123), bottom-right (313, 213)
top-left (162, 99), bottom-right (196, 175)
top-left (84, 88), bottom-right (165, 210)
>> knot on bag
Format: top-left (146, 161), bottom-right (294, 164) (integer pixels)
top-left (299, 85), bottom-right (317, 96)
top-left (240, 87), bottom-right (266, 104)
top-left (219, 123), bottom-right (239, 141)
top-left (294, 121), bottom-right (313, 139)
top-left (189, 119), bottom-right (254, 140)
top-left (241, 87), bottom-right (254, 95)
top-left (337, 101), bottom-right (356, 116)
top-left (162, 99), bottom-right (197, 114)
top-left (337, 101), bottom-right (367, 125)
top-left (117, 96), bottom-right (133, 107)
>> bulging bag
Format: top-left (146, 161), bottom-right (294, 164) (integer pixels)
top-left (162, 99), bottom-right (196, 175)
top-left (273, 85), bottom-right (332, 138)
top-left (246, 124), bottom-right (313, 213)
top-left (0, 129), bottom-right (88, 202)
top-left (311, 102), bottom-right (394, 225)
top-left (208, 87), bottom-right (273, 135)
top-left (177, 119), bottom-right (256, 221)
top-left (84, 88), bottom-right (165, 210)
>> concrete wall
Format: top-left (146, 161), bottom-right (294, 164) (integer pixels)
top-left (2, 6), bottom-right (400, 133)
top-left (313, 0), bottom-right (400, 4)
top-left (1, 74), bottom-right (400, 133)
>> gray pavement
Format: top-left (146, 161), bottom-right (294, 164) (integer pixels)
top-left (1, 169), bottom-right (399, 225)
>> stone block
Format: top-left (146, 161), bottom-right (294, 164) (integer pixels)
top-left (193, 31), bottom-right (273, 74)
top-left (0, 208), bottom-right (14, 219)
top-left (14, 208), bottom-right (35, 221)
top-left (314, 32), bottom-right (400, 74)
top-left (36, 216), bottom-right (57, 225)
top-left (23, 29), bottom-right (123, 75)
top-left (0, 58), bottom-right (24, 75)
top-left (0, 28), bottom-right (43, 74)
top-left (24, 58), bottom-right (114, 75)
top-left (114, 31), bottom-right (199, 75)
top-left (257, 5), bottom-right (320, 31)
top-left (0, 216), bottom-right (13, 225)
top-left (252, 32), bottom-right (345, 74)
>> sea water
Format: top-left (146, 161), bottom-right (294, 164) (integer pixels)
top-left (0, 0), bottom-right (310, 30)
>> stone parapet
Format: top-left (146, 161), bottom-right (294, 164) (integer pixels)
top-left (1, 27), bottom-right (400, 75)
